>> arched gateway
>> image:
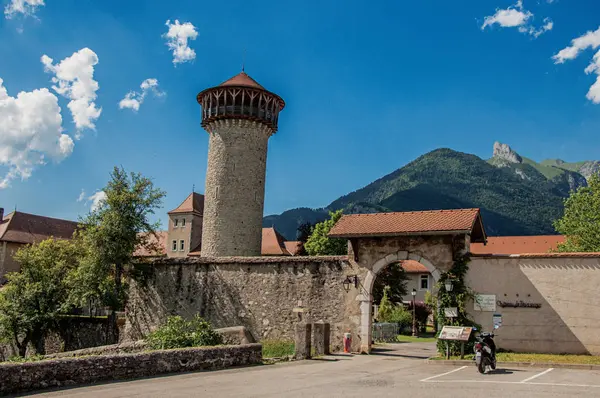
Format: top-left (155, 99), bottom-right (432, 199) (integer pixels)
top-left (328, 208), bottom-right (487, 353)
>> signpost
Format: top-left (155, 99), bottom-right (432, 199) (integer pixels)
top-left (438, 325), bottom-right (473, 359)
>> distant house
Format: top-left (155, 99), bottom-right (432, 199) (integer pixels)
top-left (0, 208), bottom-right (78, 283)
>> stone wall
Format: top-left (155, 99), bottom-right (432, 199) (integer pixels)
top-left (467, 254), bottom-right (600, 355)
top-left (1, 317), bottom-right (124, 361)
top-left (124, 256), bottom-right (360, 351)
top-left (0, 343), bottom-right (262, 395)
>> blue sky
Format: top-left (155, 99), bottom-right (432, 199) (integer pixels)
top-left (1, 0), bottom-right (599, 228)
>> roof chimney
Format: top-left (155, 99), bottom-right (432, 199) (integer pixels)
top-left (0, 208), bottom-right (4, 221)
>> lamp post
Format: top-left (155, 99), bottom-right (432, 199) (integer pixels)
top-left (411, 288), bottom-right (417, 337)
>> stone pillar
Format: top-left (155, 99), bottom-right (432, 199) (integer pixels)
top-left (295, 322), bottom-right (312, 360)
top-left (313, 321), bottom-right (330, 356)
top-left (359, 298), bottom-right (372, 353)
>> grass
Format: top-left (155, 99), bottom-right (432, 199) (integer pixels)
top-left (396, 334), bottom-right (437, 343)
top-left (432, 352), bottom-right (600, 365)
top-left (262, 340), bottom-right (294, 359)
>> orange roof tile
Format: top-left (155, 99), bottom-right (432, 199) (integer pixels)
top-left (328, 208), bottom-right (486, 242)
top-left (0, 211), bottom-right (78, 244)
top-left (134, 231), bottom-right (168, 257)
top-left (219, 71), bottom-right (265, 90)
top-left (400, 260), bottom-right (429, 273)
top-left (261, 227), bottom-right (290, 256)
top-left (284, 241), bottom-right (303, 256)
top-left (168, 193), bottom-right (204, 215)
top-left (470, 235), bottom-right (565, 255)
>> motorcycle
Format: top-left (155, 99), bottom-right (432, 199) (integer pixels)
top-left (473, 328), bottom-right (497, 374)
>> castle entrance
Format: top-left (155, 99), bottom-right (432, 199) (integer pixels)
top-left (328, 208), bottom-right (486, 353)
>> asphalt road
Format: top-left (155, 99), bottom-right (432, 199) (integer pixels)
top-left (26, 343), bottom-right (600, 397)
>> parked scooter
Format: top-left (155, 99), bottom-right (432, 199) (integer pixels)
top-left (473, 327), bottom-right (497, 374)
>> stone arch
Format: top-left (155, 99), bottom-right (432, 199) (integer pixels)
top-left (357, 250), bottom-right (442, 353)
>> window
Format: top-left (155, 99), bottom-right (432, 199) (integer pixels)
top-left (174, 219), bottom-right (178, 228)
top-left (181, 218), bottom-right (186, 227)
top-left (171, 240), bottom-right (177, 251)
top-left (180, 240), bottom-right (185, 251)
top-left (420, 274), bottom-right (429, 290)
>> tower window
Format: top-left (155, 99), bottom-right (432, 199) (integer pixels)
top-left (181, 218), bottom-right (186, 227)
top-left (180, 240), bottom-right (185, 251)
top-left (171, 240), bottom-right (177, 251)
top-left (174, 219), bottom-right (178, 228)
top-left (420, 274), bottom-right (429, 290)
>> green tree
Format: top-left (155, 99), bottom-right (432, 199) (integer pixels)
top-left (553, 172), bottom-right (600, 252)
top-left (0, 238), bottom-right (82, 357)
top-left (296, 222), bottom-right (314, 243)
top-left (304, 210), bottom-right (347, 255)
top-left (68, 166), bottom-right (165, 342)
top-left (376, 286), bottom-right (394, 322)
top-left (372, 263), bottom-right (408, 305)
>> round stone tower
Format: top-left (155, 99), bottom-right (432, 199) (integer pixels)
top-left (197, 71), bottom-right (285, 257)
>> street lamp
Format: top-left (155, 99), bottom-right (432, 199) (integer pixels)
top-left (444, 279), bottom-right (453, 292)
top-left (411, 288), bottom-right (417, 337)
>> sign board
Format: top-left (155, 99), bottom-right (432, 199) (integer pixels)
top-left (474, 294), bottom-right (497, 312)
top-left (438, 326), bottom-right (473, 341)
top-left (444, 307), bottom-right (458, 318)
top-left (493, 313), bottom-right (502, 329)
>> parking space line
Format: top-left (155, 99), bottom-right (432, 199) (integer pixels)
top-left (424, 380), bottom-right (600, 388)
top-left (520, 368), bottom-right (554, 383)
top-left (420, 366), bottom-right (468, 382)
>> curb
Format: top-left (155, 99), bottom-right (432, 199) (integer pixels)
top-left (425, 358), bottom-right (600, 371)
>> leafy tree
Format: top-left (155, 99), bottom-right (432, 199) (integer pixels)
top-left (424, 290), bottom-right (438, 333)
top-left (296, 222), bottom-right (314, 243)
top-left (0, 238), bottom-right (82, 357)
top-left (68, 166), bottom-right (165, 342)
top-left (304, 210), bottom-right (347, 256)
top-left (376, 286), bottom-right (394, 322)
top-left (553, 172), bottom-right (600, 252)
top-left (146, 315), bottom-right (223, 350)
top-left (372, 262), bottom-right (408, 305)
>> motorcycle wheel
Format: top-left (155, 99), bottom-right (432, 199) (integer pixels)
top-left (477, 357), bottom-right (488, 374)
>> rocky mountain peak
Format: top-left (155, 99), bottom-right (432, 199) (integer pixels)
top-left (493, 141), bottom-right (522, 164)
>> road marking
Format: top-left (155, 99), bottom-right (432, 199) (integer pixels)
top-left (424, 380), bottom-right (600, 388)
top-left (420, 366), bottom-right (467, 382)
top-left (520, 368), bottom-right (554, 383)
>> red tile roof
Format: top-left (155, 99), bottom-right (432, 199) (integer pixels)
top-left (261, 227), bottom-right (290, 256)
top-left (0, 211), bottom-right (78, 244)
top-left (470, 235), bottom-right (565, 255)
top-left (168, 193), bottom-right (204, 215)
top-left (134, 231), bottom-right (168, 257)
top-left (400, 260), bottom-right (429, 273)
top-left (219, 71), bottom-right (265, 90)
top-left (284, 241), bottom-right (304, 256)
top-left (328, 208), bottom-right (486, 242)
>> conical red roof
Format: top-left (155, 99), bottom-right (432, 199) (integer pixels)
top-left (219, 71), bottom-right (265, 90)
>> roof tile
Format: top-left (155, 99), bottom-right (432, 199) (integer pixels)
top-left (328, 208), bottom-right (483, 239)
top-left (168, 193), bottom-right (204, 215)
top-left (470, 235), bottom-right (564, 255)
top-left (0, 211), bottom-right (78, 244)
top-left (219, 72), bottom-right (265, 90)
top-left (400, 260), bottom-right (429, 273)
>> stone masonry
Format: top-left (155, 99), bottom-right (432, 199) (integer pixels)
top-left (201, 120), bottom-right (272, 257)
top-left (124, 256), bottom-right (362, 352)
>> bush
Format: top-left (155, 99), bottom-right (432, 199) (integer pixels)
top-left (387, 306), bottom-right (413, 331)
top-left (146, 315), bottom-right (223, 350)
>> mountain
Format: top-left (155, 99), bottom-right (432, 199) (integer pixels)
top-left (263, 143), bottom-right (597, 240)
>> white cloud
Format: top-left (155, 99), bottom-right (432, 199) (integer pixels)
top-left (553, 26), bottom-right (600, 63)
top-left (482, 1), bottom-right (553, 38)
top-left (0, 77), bottom-right (74, 189)
top-left (88, 191), bottom-right (106, 212)
top-left (77, 189), bottom-right (85, 202)
top-left (163, 19), bottom-right (198, 65)
top-left (4, 0), bottom-right (44, 19)
top-left (41, 48), bottom-right (101, 137)
top-left (119, 78), bottom-right (165, 112)
top-left (553, 27), bottom-right (600, 104)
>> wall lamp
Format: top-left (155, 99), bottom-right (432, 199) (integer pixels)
top-left (343, 275), bottom-right (359, 291)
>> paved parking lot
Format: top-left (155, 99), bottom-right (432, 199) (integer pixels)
top-left (29, 343), bottom-right (600, 397)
